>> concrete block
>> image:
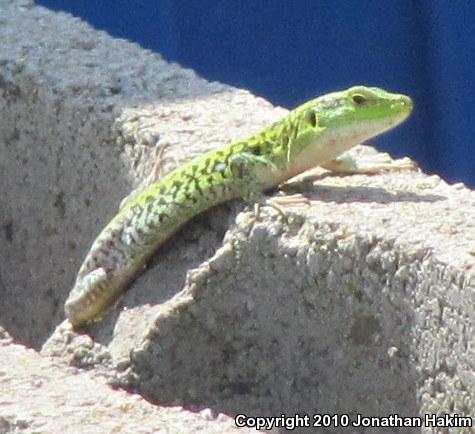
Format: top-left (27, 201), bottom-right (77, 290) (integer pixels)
top-left (0, 335), bottom-right (251, 434)
top-left (1, 1), bottom-right (475, 432)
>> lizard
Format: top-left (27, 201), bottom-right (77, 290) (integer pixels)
top-left (65, 85), bottom-right (414, 327)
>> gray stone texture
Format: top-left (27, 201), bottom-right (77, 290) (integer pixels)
top-left (1, 1), bottom-right (475, 433)
top-left (0, 329), bottom-right (251, 434)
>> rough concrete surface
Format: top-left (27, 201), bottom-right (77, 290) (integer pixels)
top-left (0, 328), bottom-right (253, 434)
top-left (0, 0), bottom-right (285, 347)
top-left (1, 1), bottom-right (475, 434)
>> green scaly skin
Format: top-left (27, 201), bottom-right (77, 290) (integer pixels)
top-left (65, 86), bottom-right (413, 327)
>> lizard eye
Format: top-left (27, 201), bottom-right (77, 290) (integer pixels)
top-left (352, 94), bottom-right (367, 106)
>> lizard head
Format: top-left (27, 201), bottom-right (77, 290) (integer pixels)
top-left (308, 85), bottom-right (413, 146)
top-left (272, 85), bottom-right (414, 179)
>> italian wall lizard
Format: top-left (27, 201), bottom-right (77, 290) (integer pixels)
top-left (65, 86), bottom-right (413, 327)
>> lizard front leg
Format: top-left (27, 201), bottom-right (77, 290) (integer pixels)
top-left (228, 152), bottom-right (288, 219)
top-left (320, 150), bottom-right (417, 174)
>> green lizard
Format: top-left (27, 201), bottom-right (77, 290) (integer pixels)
top-left (65, 86), bottom-right (413, 327)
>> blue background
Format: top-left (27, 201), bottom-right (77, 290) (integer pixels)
top-left (36, 1), bottom-right (474, 187)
